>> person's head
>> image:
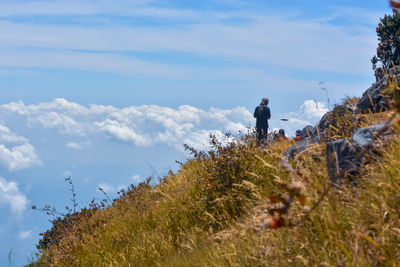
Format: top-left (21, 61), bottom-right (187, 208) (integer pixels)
top-left (279, 129), bottom-right (285, 136)
top-left (261, 97), bottom-right (269, 105)
top-left (295, 129), bottom-right (301, 136)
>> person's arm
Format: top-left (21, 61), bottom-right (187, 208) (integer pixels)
top-left (267, 107), bottom-right (271, 120)
top-left (254, 107), bottom-right (259, 118)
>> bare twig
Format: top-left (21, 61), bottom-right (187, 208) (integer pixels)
top-left (32, 204), bottom-right (65, 217)
top-left (65, 177), bottom-right (77, 213)
top-left (98, 187), bottom-right (112, 203)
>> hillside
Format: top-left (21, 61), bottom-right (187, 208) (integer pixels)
top-left (30, 77), bottom-right (400, 266)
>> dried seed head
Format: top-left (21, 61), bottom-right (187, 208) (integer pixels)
top-left (303, 206), bottom-right (311, 212)
top-left (261, 218), bottom-right (274, 228)
top-left (286, 182), bottom-right (305, 197)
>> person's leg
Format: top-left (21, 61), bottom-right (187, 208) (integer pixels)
top-left (256, 127), bottom-right (262, 143)
top-left (261, 128), bottom-right (268, 143)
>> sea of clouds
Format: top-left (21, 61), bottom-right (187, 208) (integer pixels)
top-left (0, 98), bottom-right (328, 216)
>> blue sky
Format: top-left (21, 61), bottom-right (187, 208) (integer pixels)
top-left (0, 0), bottom-right (391, 265)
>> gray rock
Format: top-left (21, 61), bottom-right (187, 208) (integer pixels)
top-left (326, 122), bottom-right (392, 182)
top-left (326, 139), bottom-right (363, 181)
top-left (356, 66), bottom-right (399, 113)
top-left (317, 105), bottom-right (352, 138)
top-left (299, 125), bottom-right (320, 143)
top-left (281, 125), bottom-right (320, 171)
top-left (352, 122), bottom-right (387, 146)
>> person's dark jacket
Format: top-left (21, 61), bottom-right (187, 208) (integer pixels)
top-left (254, 104), bottom-right (271, 129)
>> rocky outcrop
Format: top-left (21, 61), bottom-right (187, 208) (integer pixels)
top-left (281, 67), bottom-right (399, 175)
top-left (318, 101), bottom-right (360, 139)
top-left (356, 66), bottom-right (399, 113)
top-left (326, 122), bottom-right (394, 183)
top-left (281, 125), bottom-right (320, 171)
top-left (281, 120), bottom-right (394, 180)
top-left (299, 125), bottom-right (320, 143)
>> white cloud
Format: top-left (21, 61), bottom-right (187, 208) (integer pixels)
top-left (0, 125), bottom-right (27, 144)
top-left (35, 112), bottom-right (86, 136)
top-left (0, 98), bottom-right (329, 152)
top-left (270, 100), bottom-right (328, 137)
top-left (18, 230), bottom-right (32, 239)
top-left (0, 143), bottom-right (42, 171)
top-left (182, 130), bottom-right (222, 152)
top-left (66, 140), bottom-right (92, 150)
top-left (0, 98), bottom-right (330, 151)
top-left (299, 100), bottom-right (329, 120)
top-left (0, 124), bottom-right (42, 171)
top-left (95, 119), bottom-right (152, 146)
top-left (0, 177), bottom-right (28, 217)
top-left (0, 98), bottom-right (254, 151)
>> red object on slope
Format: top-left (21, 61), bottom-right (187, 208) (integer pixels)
top-left (390, 0), bottom-right (400, 8)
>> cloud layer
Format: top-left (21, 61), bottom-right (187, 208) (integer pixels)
top-left (300, 100), bottom-right (329, 120)
top-left (1, 98), bottom-right (254, 151)
top-left (0, 98), bottom-right (331, 154)
top-left (0, 125), bottom-right (42, 171)
top-left (0, 177), bottom-right (28, 216)
top-left (0, 98), bottom-right (327, 222)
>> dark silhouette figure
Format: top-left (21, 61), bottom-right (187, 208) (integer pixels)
top-left (278, 129), bottom-right (288, 140)
top-left (254, 98), bottom-right (271, 143)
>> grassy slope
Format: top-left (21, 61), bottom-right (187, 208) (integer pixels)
top-left (33, 112), bottom-right (400, 266)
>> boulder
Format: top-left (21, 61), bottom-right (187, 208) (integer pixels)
top-left (281, 125), bottom-right (320, 171)
top-left (326, 122), bottom-right (393, 183)
top-left (318, 113), bottom-right (330, 134)
top-left (299, 125), bottom-right (320, 143)
top-left (356, 66), bottom-right (400, 113)
top-left (318, 103), bottom-right (358, 139)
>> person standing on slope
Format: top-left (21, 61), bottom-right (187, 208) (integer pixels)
top-left (254, 97), bottom-right (271, 144)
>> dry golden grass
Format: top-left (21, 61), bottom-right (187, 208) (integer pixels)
top-left (31, 119), bottom-right (400, 266)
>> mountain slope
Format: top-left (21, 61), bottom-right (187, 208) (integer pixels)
top-left (31, 108), bottom-right (400, 266)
